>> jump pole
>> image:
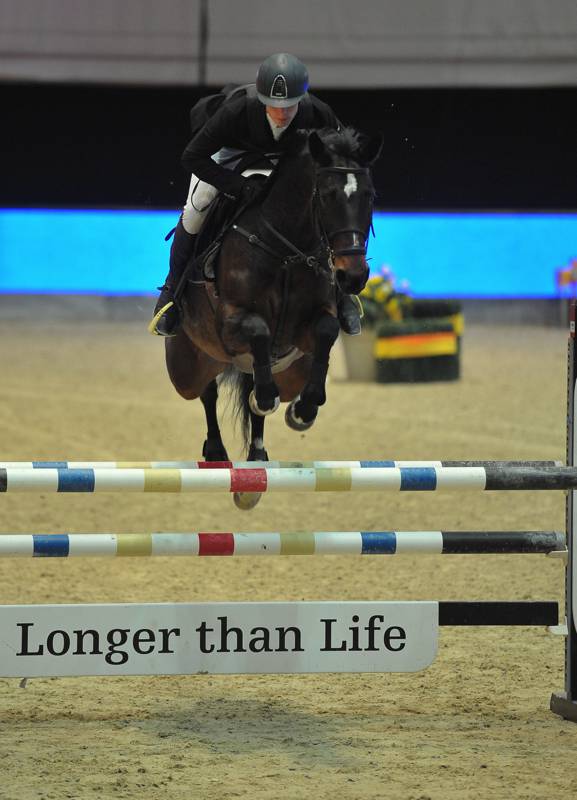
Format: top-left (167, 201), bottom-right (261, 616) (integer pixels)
top-left (0, 530), bottom-right (566, 558)
top-left (2, 464), bottom-right (577, 493)
top-left (0, 460), bottom-right (561, 470)
top-left (551, 300), bottom-right (577, 721)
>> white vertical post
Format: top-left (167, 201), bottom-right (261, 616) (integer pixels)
top-left (551, 299), bottom-right (577, 721)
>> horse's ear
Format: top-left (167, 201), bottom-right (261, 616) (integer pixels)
top-left (359, 133), bottom-right (383, 165)
top-left (308, 131), bottom-right (332, 166)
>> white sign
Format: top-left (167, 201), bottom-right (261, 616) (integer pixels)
top-left (0, 602), bottom-right (438, 677)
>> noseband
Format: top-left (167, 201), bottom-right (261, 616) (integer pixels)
top-left (315, 166), bottom-right (372, 258)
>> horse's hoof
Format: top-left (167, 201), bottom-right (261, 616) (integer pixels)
top-left (233, 491), bottom-right (262, 511)
top-left (248, 445), bottom-right (268, 462)
top-left (202, 438), bottom-right (230, 462)
top-left (248, 389), bottom-right (280, 417)
top-left (285, 397), bottom-right (317, 432)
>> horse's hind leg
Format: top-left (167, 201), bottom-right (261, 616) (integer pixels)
top-left (165, 332), bottom-right (226, 458)
top-left (200, 379), bottom-right (230, 463)
top-left (247, 411), bottom-right (268, 461)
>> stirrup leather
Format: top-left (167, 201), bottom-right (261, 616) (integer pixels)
top-left (147, 300), bottom-right (176, 336)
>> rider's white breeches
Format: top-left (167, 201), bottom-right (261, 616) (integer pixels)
top-left (180, 148), bottom-right (272, 235)
top-left (181, 176), bottom-right (218, 234)
top-left (181, 147), bottom-right (242, 234)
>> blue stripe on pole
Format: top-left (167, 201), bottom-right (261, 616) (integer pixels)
top-left (57, 469), bottom-right (95, 492)
top-left (400, 467), bottom-right (438, 491)
top-left (361, 532), bottom-right (397, 554)
top-left (33, 534), bottom-right (70, 557)
top-left (360, 461), bottom-right (395, 468)
top-left (33, 461), bottom-right (68, 469)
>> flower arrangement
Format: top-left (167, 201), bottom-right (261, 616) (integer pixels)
top-left (360, 267), bottom-right (464, 341)
top-left (359, 266), bottom-right (412, 327)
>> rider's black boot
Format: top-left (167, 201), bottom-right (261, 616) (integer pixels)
top-left (337, 292), bottom-right (363, 336)
top-left (149, 220), bottom-right (196, 337)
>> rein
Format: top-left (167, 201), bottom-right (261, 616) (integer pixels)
top-left (232, 218), bottom-right (331, 276)
top-left (208, 158), bottom-right (374, 357)
top-left (232, 217), bottom-right (332, 358)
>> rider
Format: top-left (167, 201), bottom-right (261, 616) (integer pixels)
top-left (150, 52), bottom-right (362, 337)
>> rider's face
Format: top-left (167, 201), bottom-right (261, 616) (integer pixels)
top-left (266, 103), bottom-right (299, 128)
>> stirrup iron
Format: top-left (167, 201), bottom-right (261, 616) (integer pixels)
top-left (148, 301), bottom-right (177, 337)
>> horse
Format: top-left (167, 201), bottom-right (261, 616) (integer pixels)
top-left (165, 127), bottom-right (382, 508)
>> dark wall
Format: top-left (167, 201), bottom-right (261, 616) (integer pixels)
top-left (1, 83), bottom-right (575, 210)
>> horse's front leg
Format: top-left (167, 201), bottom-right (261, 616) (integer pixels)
top-left (221, 307), bottom-right (279, 415)
top-left (286, 313), bottom-right (340, 431)
top-left (239, 313), bottom-right (280, 417)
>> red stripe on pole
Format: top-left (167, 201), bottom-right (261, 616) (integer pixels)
top-left (198, 461), bottom-right (233, 469)
top-left (198, 533), bottom-right (234, 555)
top-left (230, 468), bottom-right (268, 493)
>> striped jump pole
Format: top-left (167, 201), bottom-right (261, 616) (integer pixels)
top-left (0, 530), bottom-right (566, 558)
top-left (0, 460), bottom-right (561, 470)
top-left (1, 464), bottom-right (577, 493)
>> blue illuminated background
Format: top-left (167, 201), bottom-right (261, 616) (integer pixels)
top-left (1, 208), bottom-right (576, 298)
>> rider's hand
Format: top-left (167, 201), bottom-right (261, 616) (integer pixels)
top-left (239, 178), bottom-right (261, 202)
top-left (225, 176), bottom-right (264, 203)
top-left (227, 176), bottom-right (262, 201)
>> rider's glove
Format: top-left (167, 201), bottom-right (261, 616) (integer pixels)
top-left (240, 178), bottom-right (261, 201)
top-left (227, 177), bottom-right (262, 203)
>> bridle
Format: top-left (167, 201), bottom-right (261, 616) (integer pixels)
top-left (227, 159), bottom-right (374, 358)
top-left (232, 162), bottom-right (374, 277)
top-left (314, 165), bottom-right (373, 259)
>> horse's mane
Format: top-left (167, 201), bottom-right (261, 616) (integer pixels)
top-left (313, 127), bottom-right (364, 160)
top-left (264, 127), bottom-right (367, 196)
top-left (283, 127), bottom-right (363, 161)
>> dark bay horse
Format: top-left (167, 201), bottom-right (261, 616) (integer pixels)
top-left (165, 127), bottom-right (381, 507)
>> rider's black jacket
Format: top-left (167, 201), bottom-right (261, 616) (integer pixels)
top-left (181, 91), bottom-right (340, 199)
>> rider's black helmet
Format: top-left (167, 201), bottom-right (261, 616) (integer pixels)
top-left (256, 53), bottom-right (309, 108)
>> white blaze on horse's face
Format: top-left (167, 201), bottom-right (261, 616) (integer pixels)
top-left (344, 172), bottom-right (358, 199)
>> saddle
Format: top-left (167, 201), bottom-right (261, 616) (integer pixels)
top-left (186, 159), bottom-right (274, 287)
top-left (192, 192), bottom-right (237, 283)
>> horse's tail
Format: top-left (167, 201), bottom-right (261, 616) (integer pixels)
top-left (222, 367), bottom-right (253, 454)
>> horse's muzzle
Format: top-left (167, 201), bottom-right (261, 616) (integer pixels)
top-left (335, 263), bottom-right (369, 294)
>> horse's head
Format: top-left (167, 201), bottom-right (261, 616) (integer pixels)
top-left (309, 128), bottom-right (382, 295)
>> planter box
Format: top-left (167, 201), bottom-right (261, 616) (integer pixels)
top-left (330, 301), bottom-right (464, 383)
top-left (331, 330), bottom-right (376, 382)
top-left (374, 319), bottom-right (461, 384)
